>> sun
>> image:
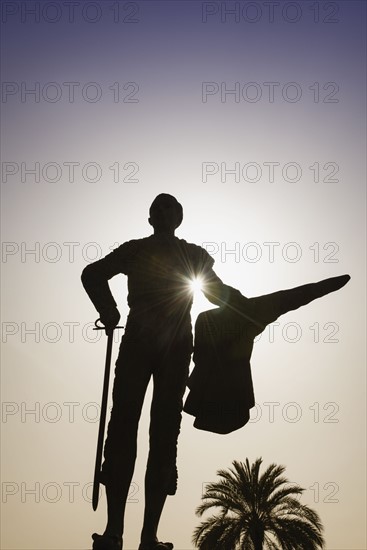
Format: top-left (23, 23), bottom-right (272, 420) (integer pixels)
top-left (189, 277), bottom-right (203, 293)
top-left (187, 275), bottom-right (217, 322)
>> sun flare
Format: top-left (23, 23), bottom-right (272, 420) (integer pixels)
top-left (189, 277), bottom-right (203, 293)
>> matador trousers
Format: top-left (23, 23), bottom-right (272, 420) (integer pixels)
top-left (100, 324), bottom-right (193, 497)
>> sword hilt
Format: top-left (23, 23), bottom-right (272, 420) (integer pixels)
top-left (93, 318), bottom-right (124, 331)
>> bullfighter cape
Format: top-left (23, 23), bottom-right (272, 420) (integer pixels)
top-left (183, 275), bottom-right (350, 434)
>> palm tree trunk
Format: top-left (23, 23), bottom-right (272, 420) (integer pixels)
top-left (251, 525), bottom-right (264, 550)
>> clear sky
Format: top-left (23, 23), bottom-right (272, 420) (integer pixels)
top-left (1, 1), bottom-right (366, 549)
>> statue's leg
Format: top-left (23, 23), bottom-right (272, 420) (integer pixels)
top-left (101, 339), bottom-right (152, 540)
top-left (140, 340), bottom-right (191, 547)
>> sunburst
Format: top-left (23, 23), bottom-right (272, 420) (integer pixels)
top-left (189, 277), bottom-right (204, 294)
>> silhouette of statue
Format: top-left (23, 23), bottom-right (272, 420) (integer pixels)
top-left (81, 194), bottom-right (244, 550)
top-left (184, 274), bottom-right (350, 434)
top-left (81, 193), bottom-right (350, 550)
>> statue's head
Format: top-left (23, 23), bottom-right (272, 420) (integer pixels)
top-left (149, 193), bottom-right (183, 232)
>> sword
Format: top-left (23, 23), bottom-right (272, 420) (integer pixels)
top-left (92, 318), bottom-right (123, 511)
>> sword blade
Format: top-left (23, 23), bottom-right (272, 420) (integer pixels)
top-left (92, 331), bottom-right (113, 511)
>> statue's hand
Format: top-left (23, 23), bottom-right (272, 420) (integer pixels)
top-left (99, 306), bottom-right (121, 335)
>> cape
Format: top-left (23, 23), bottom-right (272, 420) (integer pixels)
top-left (183, 274), bottom-right (349, 434)
top-left (183, 302), bottom-right (265, 434)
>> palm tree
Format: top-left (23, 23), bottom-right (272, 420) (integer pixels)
top-left (193, 458), bottom-right (325, 550)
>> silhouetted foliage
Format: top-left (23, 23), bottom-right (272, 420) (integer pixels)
top-left (193, 458), bottom-right (325, 550)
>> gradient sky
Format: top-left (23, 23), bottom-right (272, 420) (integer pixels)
top-left (1, 1), bottom-right (366, 549)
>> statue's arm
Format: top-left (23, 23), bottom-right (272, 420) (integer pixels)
top-left (252, 274), bottom-right (351, 327)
